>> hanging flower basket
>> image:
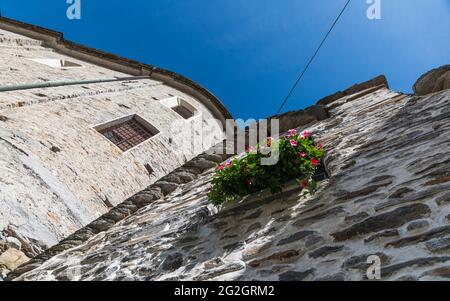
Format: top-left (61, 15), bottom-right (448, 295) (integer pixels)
top-left (208, 129), bottom-right (325, 205)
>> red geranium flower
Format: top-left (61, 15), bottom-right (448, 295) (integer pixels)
top-left (311, 158), bottom-right (319, 166)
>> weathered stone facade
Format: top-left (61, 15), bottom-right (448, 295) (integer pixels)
top-left (8, 70), bottom-right (450, 280)
top-left (2, 17), bottom-right (450, 282)
top-left (413, 65), bottom-right (450, 96)
top-left (0, 18), bottom-right (231, 277)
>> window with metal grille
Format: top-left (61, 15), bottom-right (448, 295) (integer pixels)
top-left (94, 114), bottom-right (159, 152)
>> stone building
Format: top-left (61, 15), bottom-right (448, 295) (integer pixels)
top-left (1, 17), bottom-right (450, 281)
top-left (0, 17), bottom-right (231, 276)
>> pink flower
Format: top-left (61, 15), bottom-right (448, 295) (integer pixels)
top-left (288, 129), bottom-right (297, 136)
top-left (301, 130), bottom-right (312, 139)
top-left (217, 164), bottom-right (225, 171)
top-left (246, 146), bottom-right (253, 153)
top-left (289, 140), bottom-right (298, 147)
top-left (317, 143), bottom-right (324, 150)
top-left (286, 129), bottom-right (297, 138)
top-left (298, 152), bottom-right (307, 158)
top-left (311, 158), bottom-right (319, 166)
top-left (225, 161), bottom-right (232, 167)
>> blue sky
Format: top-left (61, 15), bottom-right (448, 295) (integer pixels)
top-left (2, 0), bottom-right (449, 119)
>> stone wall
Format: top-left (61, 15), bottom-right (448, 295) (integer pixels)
top-left (9, 82), bottom-right (450, 281)
top-left (413, 65), bottom-right (450, 96)
top-left (5, 102), bottom-right (329, 279)
top-left (0, 24), bottom-right (228, 276)
top-left (0, 28), bottom-right (127, 87)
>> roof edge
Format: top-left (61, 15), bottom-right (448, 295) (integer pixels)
top-left (316, 75), bottom-right (389, 106)
top-left (0, 17), bottom-right (233, 124)
top-left (264, 75), bottom-right (389, 129)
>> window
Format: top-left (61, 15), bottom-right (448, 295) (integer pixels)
top-left (160, 97), bottom-right (197, 120)
top-left (29, 58), bottom-right (83, 68)
top-left (172, 104), bottom-right (195, 119)
top-left (144, 163), bottom-right (155, 175)
top-left (312, 161), bottom-right (329, 181)
top-left (94, 114), bottom-right (159, 152)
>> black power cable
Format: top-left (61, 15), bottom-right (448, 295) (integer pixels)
top-left (276, 0), bottom-right (351, 114)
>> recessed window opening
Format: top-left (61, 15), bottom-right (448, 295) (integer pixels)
top-left (161, 97), bottom-right (197, 120)
top-left (94, 114), bottom-right (159, 152)
top-left (312, 160), bottom-right (329, 181)
top-left (172, 104), bottom-right (195, 119)
top-left (144, 163), bottom-right (155, 175)
top-left (29, 58), bottom-right (83, 68)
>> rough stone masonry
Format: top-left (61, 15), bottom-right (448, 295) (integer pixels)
top-left (7, 65), bottom-right (450, 281)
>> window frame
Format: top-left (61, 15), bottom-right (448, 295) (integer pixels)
top-left (28, 58), bottom-right (84, 69)
top-left (93, 113), bottom-right (160, 153)
top-left (160, 96), bottom-right (199, 121)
